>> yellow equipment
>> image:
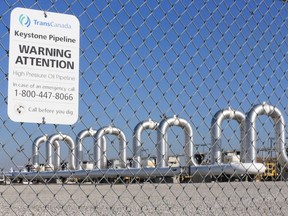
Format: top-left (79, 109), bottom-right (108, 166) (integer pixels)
top-left (263, 162), bottom-right (278, 181)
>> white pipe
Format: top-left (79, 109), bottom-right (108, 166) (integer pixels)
top-left (94, 126), bottom-right (127, 169)
top-left (76, 128), bottom-right (107, 170)
top-left (10, 163), bottom-right (266, 181)
top-left (32, 135), bottom-right (49, 169)
top-left (76, 129), bottom-right (95, 170)
top-left (245, 103), bottom-right (288, 167)
top-left (9, 167), bottom-right (182, 181)
top-left (211, 108), bottom-right (246, 164)
top-left (189, 163), bottom-right (266, 176)
top-left (132, 119), bottom-right (158, 168)
top-left (157, 116), bottom-right (198, 168)
top-left (45, 136), bottom-right (55, 171)
top-left (53, 140), bottom-right (60, 170)
top-left (46, 133), bottom-right (76, 170)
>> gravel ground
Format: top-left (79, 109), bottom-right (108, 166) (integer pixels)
top-left (0, 181), bottom-right (287, 215)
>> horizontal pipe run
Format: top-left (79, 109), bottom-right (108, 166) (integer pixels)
top-left (8, 167), bottom-right (182, 180)
top-left (8, 162), bottom-right (266, 181)
top-left (188, 163), bottom-right (266, 176)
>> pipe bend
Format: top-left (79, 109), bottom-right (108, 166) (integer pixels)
top-left (94, 126), bottom-right (127, 169)
top-left (133, 119), bottom-right (158, 168)
top-left (157, 116), bottom-right (197, 168)
top-left (212, 108), bottom-right (245, 126)
top-left (246, 103), bottom-right (288, 167)
top-left (211, 108), bottom-right (245, 164)
top-left (46, 133), bottom-right (76, 170)
top-left (32, 135), bottom-right (49, 169)
top-left (76, 128), bottom-right (98, 170)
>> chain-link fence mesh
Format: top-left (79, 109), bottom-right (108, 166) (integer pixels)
top-left (0, 0), bottom-right (288, 215)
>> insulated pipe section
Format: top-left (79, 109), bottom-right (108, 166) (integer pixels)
top-left (132, 119), bottom-right (158, 168)
top-left (46, 133), bottom-right (76, 170)
top-left (45, 134), bottom-right (59, 171)
top-left (76, 128), bottom-right (106, 170)
top-left (94, 126), bottom-right (127, 169)
top-left (211, 108), bottom-right (246, 164)
top-left (12, 167), bottom-right (182, 181)
top-left (53, 140), bottom-right (60, 170)
top-left (32, 135), bottom-right (49, 169)
top-left (157, 116), bottom-right (198, 168)
top-left (76, 128), bottom-right (95, 170)
top-left (246, 103), bottom-right (288, 167)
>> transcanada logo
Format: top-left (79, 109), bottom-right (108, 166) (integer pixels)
top-left (19, 14), bottom-right (31, 27)
top-left (33, 19), bottom-right (71, 29)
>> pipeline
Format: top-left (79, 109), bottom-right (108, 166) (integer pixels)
top-left (94, 126), bottom-right (127, 169)
top-left (245, 102), bottom-right (288, 167)
top-left (211, 108), bottom-right (245, 164)
top-left (10, 167), bottom-right (182, 181)
top-left (132, 119), bottom-right (158, 168)
top-left (32, 135), bottom-right (49, 169)
top-left (157, 116), bottom-right (198, 168)
top-left (189, 162), bottom-right (266, 176)
top-left (46, 133), bottom-right (76, 170)
top-left (21, 106), bottom-right (278, 182)
top-left (76, 128), bottom-right (107, 170)
top-left (45, 136), bottom-right (60, 171)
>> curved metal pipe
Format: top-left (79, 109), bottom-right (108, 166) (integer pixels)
top-left (132, 119), bottom-right (158, 168)
top-left (246, 102), bottom-right (288, 167)
top-left (32, 135), bottom-right (49, 169)
top-left (211, 108), bottom-right (246, 164)
top-left (94, 126), bottom-right (127, 169)
top-left (76, 128), bottom-right (106, 170)
top-left (157, 116), bottom-right (198, 168)
top-left (46, 133), bottom-right (76, 170)
top-left (76, 128), bottom-right (95, 170)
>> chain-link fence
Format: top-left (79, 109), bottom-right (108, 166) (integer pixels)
top-left (0, 0), bottom-right (288, 215)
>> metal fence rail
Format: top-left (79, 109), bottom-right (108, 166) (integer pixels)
top-left (0, 0), bottom-right (288, 215)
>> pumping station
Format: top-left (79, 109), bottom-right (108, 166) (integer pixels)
top-left (8, 102), bottom-right (288, 184)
